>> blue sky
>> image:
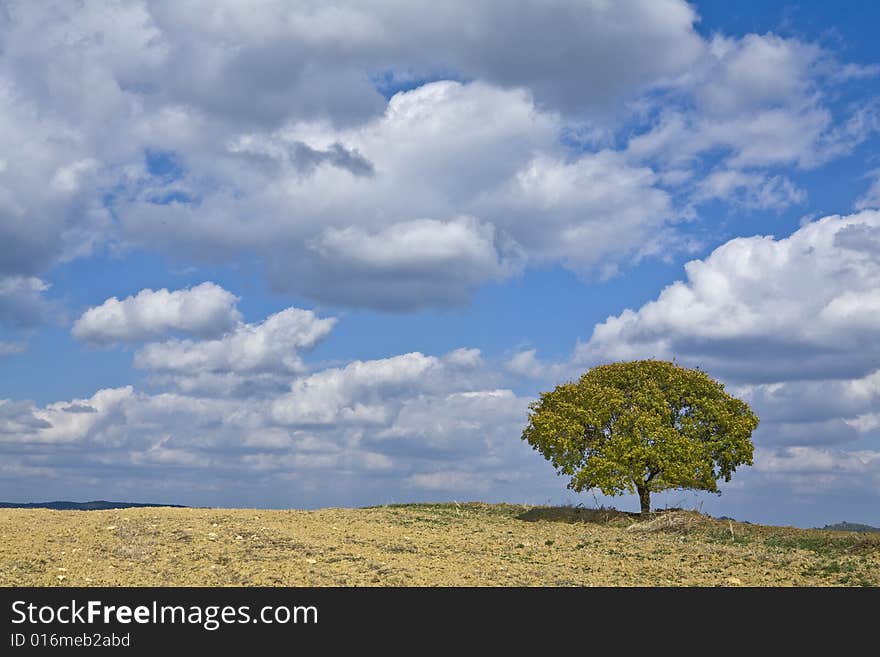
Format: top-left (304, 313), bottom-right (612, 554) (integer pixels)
top-left (1, 1), bottom-right (880, 527)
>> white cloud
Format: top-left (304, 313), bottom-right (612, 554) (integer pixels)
top-left (134, 307), bottom-right (336, 378)
top-left (119, 81), bottom-right (674, 308)
top-left (693, 170), bottom-right (805, 210)
top-left (628, 34), bottom-right (877, 170)
top-left (72, 282), bottom-right (241, 344)
top-left (575, 210), bottom-right (880, 382)
top-left (28, 387), bottom-right (132, 445)
top-left (846, 412), bottom-right (880, 433)
top-left (0, 399), bottom-right (51, 435)
top-left (504, 349), bottom-right (570, 382)
top-left (270, 351), bottom-right (472, 426)
top-left (475, 151), bottom-right (673, 271)
top-left (0, 0), bottom-right (699, 280)
top-left (0, 3), bottom-right (874, 313)
top-left (140, 0), bottom-right (704, 122)
top-left (722, 445), bottom-right (880, 516)
top-left (734, 370), bottom-right (880, 425)
top-left (4, 287), bottom-right (880, 516)
top-left (754, 446), bottom-right (880, 475)
top-left (378, 389), bottom-right (523, 443)
top-left (312, 218), bottom-right (506, 272)
top-left (694, 34), bottom-right (819, 115)
top-left (302, 216), bottom-right (523, 310)
top-left (0, 92), bottom-right (112, 278)
top-left (117, 81), bottom-right (554, 305)
top-left (0, 325), bottom-right (552, 506)
top-left (505, 350), bottom-right (545, 379)
top-left (405, 471), bottom-right (491, 492)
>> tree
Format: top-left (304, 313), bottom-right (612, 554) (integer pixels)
top-left (521, 360), bottom-right (759, 516)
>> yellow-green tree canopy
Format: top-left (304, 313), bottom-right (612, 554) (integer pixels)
top-left (521, 360), bottom-right (759, 515)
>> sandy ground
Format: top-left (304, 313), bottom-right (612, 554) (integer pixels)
top-left (1, 503), bottom-right (877, 586)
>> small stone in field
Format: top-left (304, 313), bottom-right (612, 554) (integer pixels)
top-left (105, 526), bottom-right (117, 530)
top-left (306, 558), bottom-right (317, 564)
top-left (235, 534), bottom-right (243, 540)
top-left (726, 577), bottom-right (743, 586)
top-left (207, 532), bottom-right (217, 540)
top-left (57, 575), bottom-right (66, 581)
top-left (57, 567), bottom-right (67, 572)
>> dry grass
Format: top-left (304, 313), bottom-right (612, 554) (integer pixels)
top-left (0, 503), bottom-right (877, 587)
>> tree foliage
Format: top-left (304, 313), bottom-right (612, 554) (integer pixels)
top-left (521, 360), bottom-right (759, 514)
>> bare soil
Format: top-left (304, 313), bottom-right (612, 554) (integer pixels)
top-left (1, 503), bottom-right (877, 586)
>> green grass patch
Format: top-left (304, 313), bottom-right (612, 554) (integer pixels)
top-left (764, 533), bottom-right (880, 556)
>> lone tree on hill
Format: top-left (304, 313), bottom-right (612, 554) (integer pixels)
top-left (521, 360), bottom-right (759, 516)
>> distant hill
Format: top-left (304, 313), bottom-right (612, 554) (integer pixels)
top-left (818, 521), bottom-right (880, 533)
top-left (0, 500), bottom-right (185, 511)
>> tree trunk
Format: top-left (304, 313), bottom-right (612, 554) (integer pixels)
top-left (637, 485), bottom-right (651, 516)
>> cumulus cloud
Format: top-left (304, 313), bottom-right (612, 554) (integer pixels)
top-left (0, 2), bottom-right (874, 312)
top-left (0, 399), bottom-right (50, 435)
top-left (476, 151), bottom-right (673, 271)
top-left (575, 210), bottom-right (880, 382)
top-left (72, 283), bottom-right (241, 344)
top-left (119, 80), bottom-right (677, 308)
top-left (713, 444), bottom-right (880, 524)
top-left (135, 307), bottom-right (336, 379)
top-left (754, 446), bottom-right (880, 477)
top-left (300, 217), bottom-right (522, 310)
top-left (0, 85), bottom-right (113, 278)
top-left (628, 33), bottom-right (878, 170)
top-left (505, 350), bottom-right (546, 380)
top-left (271, 349), bottom-right (489, 426)
top-left (734, 371), bottom-right (880, 425)
top-left (0, 332), bottom-right (551, 506)
top-left (135, 0), bottom-right (704, 123)
top-left (3, 286), bottom-right (880, 518)
top-left (376, 388), bottom-right (526, 459)
top-left (504, 349), bottom-right (570, 382)
top-left (0, 0), bottom-right (700, 291)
